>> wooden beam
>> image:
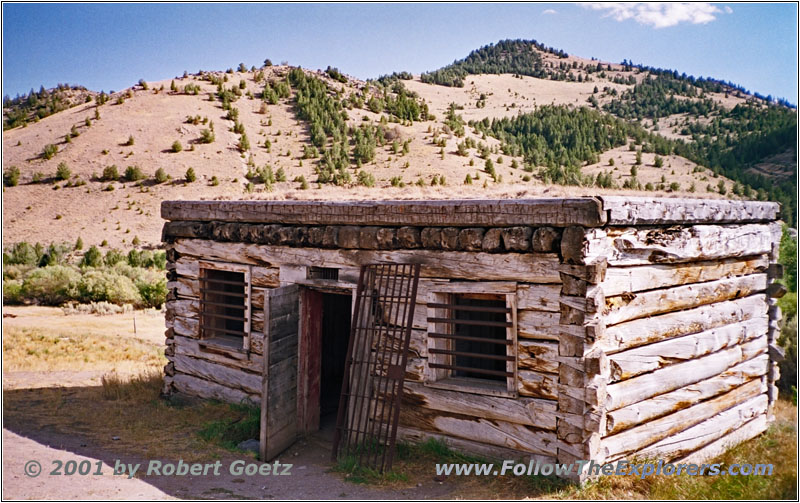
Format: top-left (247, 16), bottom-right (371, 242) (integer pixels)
top-left (162, 198), bottom-right (607, 227)
top-left (599, 196), bottom-right (779, 225)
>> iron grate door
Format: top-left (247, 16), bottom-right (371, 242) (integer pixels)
top-left (332, 263), bottom-right (421, 472)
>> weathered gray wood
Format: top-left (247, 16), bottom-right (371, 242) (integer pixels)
top-left (173, 239), bottom-right (562, 283)
top-left (398, 406), bottom-right (558, 456)
top-left (599, 196), bottom-right (779, 225)
top-left (517, 371), bottom-right (558, 400)
top-left (601, 378), bottom-right (763, 460)
top-left (172, 354), bottom-right (261, 395)
top-left (678, 413), bottom-right (768, 465)
top-left (601, 256), bottom-right (769, 296)
top-left (606, 336), bottom-right (766, 411)
top-left (397, 426), bottom-right (556, 465)
top-left (518, 311), bottom-right (561, 341)
top-left (172, 372), bottom-right (258, 404)
top-left (403, 382), bottom-right (557, 430)
top-left (519, 340), bottom-right (559, 374)
top-left (584, 224), bottom-right (776, 265)
top-left (600, 294), bottom-right (767, 353)
top-left (516, 284), bottom-right (561, 312)
top-left (172, 335), bottom-right (263, 373)
top-left (162, 198), bottom-right (607, 227)
top-left (604, 274), bottom-right (768, 326)
top-left (605, 354), bottom-right (769, 434)
top-left (638, 394), bottom-right (768, 460)
top-left (608, 316), bottom-right (767, 382)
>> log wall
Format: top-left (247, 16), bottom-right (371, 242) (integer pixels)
top-left (160, 197), bottom-right (782, 481)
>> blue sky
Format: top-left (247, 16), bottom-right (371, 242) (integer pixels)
top-left (2, 3), bottom-right (797, 103)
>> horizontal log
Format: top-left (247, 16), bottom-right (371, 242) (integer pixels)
top-left (172, 335), bottom-right (262, 373)
top-left (606, 336), bottom-right (766, 411)
top-left (398, 406), bottom-right (558, 457)
top-left (678, 414), bottom-right (768, 465)
top-left (600, 294), bottom-right (767, 353)
top-left (519, 340), bottom-right (559, 374)
top-left (162, 198), bottom-right (607, 227)
top-left (397, 426), bottom-right (556, 465)
top-left (602, 378), bottom-right (763, 460)
top-left (604, 274), bottom-right (767, 326)
top-left (516, 284), bottom-right (561, 312)
top-left (173, 239), bottom-right (562, 283)
top-left (609, 316), bottom-right (767, 382)
top-left (517, 370), bottom-right (557, 400)
top-left (172, 354), bottom-right (261, 395)
top-left (638, 394), bottom-right (768, 461)
top-left (403, 382), bottom-right (557, 430)
top-left (599, 196), bottom-right (779, 225)
top-left (172, 372), bottom-right (258, 404)
top-left (606, 354), bottom-right (769, 434)
top-left (517, 311), bottom-right (561, 341)
top-left (601, 256), bottom-right (769, 296)
top-left (585, 224), bottom-right (776, 266)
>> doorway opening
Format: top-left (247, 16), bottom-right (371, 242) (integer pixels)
top-left (319, 292), bottom-right (352, 427)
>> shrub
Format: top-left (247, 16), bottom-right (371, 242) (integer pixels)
top-left (357, 170), bottom-right (375, 187)
top-left (104, 249), bottom-right (126, 266)
top-left (3, 279), bottom-right (23, 304)
top-left (275, 167), bottom-right (287, 182)
top-left (137, 278), bottom-right (167, 308)
top-left (171, 140), bottom-right (183, 153)
top-left (131, 236), bottom-right (140, 246)
top-left (55, 162), bottom-right (71, 181)
top-left (101, 165), bottom-right (119, 181)
top-left (81, 245), bottom-right (103, 267)
top-left (124, 165), bottom-right (145, 181)
top-left (238, 133), bottom-right (250, 152)
top-left (200, 129), bottom-right (215, 144)
top-left (154, 167), bottom-right (169, 184)
top-left (4, 166), bottom-right (20, 187)
top-left (42, 144), bottom-right (58, 159)
top-left (21, 265), bottom-right (81, 305)
top-left (297, 175), bottom-right (309, 190)
top-left (185, 167), bottom-right (197, 183)
top-left (5, 242), bottom-right (41, 265)
top-left (76, 269), bottom-right (141, 305)
top-left (210, 176), bottom-right (220, 186)
top-left (74, 237), bottom-right (84, 251)
top-left (125, 135), bottom-right (135, 146)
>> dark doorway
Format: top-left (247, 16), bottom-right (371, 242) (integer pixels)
top-left (319, 293), bottom-right (352, 424)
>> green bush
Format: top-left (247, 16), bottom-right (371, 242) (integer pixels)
top-left (4, 166), bottom-right (20, 187)
top-left (3, 279), bottom-right (23, 304)
top-left (81, 245), bottom-right (103, 267)
top-left (42, 144), bottom-right (58, 159)
top-left (185, 167), bottom-right (197, 183)
top-left (137, 278), bottom-right (167, 308)
top-left (200, 129), bottom-right (215, 143)
top-left (779, 226), bottom-right (797, 292)
top-left (171, 140), bottom-right (183, 153)
top-left (76, 269), bottom-right (141, 305)
top-left (125, 135), bottom-right (135, 146)
top-left (56, 162), bottom-right (71, 181)
top-left (101, 165), bottom-right (119, 181)
top-left (357, 170), bottom-right (375, 187)
top-left (124, 165), bottom-right (145, 181)
top-left (104, 249), bottom-right (126, 266)
top-left (154, 168), bottom-right (169, 184)
top-left (4, 242), bottom-right (42, 265)
top-left (21, 265), bottom-right (81, 305)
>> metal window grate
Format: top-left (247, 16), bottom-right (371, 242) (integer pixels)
top-left (200, 269), bottom-right (248, 341)
top-left (332, 263), bottom-right (421, 473)
top-left (428, 295), bottom-right (512, 380)
top-left (307, 266), bottom-right (339, 281)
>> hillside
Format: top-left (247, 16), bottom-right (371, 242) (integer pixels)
top-left (2, 40), bottom-right (796, 250)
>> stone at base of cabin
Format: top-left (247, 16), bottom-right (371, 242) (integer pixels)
top-left (458, 228), bottom-right (485, 251)
top-left (237, 439), bottom-right (260, 453)
top-left (377, 228), bottom-right (397, 249)
top-left (359, 226), bottom-right (380, 249)
top-left (338, 226), bottom-right (360, 248)
top-left (532, 227), bottom-right (560, 252)
top-left (503, 226), bottom-right (533, 252)
top-left (421, 227), bottom-right (441, 249)
top-left (442, 227), bottom-right (460, 250)
top-left (307, 226), bottom-right (325, 247)
top-left (482, 228), bottom-right (503, 252)
top-left (397, 226), bottom-right (421, 248)
top-left (322, 226), bottom-right (339, 247)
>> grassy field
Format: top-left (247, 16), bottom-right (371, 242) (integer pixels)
top-left (2, 306), bottom-right (797, 499)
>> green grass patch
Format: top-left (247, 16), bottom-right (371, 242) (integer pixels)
top-left (198, 402), bottom-right (260, 451)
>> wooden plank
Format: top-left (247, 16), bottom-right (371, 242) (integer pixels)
top-left (608, 316), bottom-right (768, 382)
top-left (517, 310), bottom-right (561, 341)
top-left (172, 335), bottom-right (262, 373)
top-left (519, 340), bottom-right (559, 374)
top-left (172, 372), bottom-right (258, 404)
top-left (678, 414), bottom-right (768, 465)
top-left (601, 256), bottom-right (769, 296)
top-left (606, 336), bottom-right (766, 411)
top-left (162, 198), bottom-right (607, 227)
top-left (605, 354), bottom-right (769, 434)
top-left (403, 382), bottom-right (557, 430)
top-left (516, 284), bottom-right (561, 312)
top-left (604, 274), bottom-right (768, 326)
top-left (398, 406), bottom-right (558, 457)
top-left (600, 294), bottom-right (767, 353)
top-left (173, 239), bottom-right (562, 283)
top-left (172, 354), bottom-right (261, 395)
top-left (584, 224), bottom-right (776, 266)
top-left (638, 394), bottom-right (768, 460)
top-left (601, 378), bottom-right (763, 461)
top-left (517, 370), bottom-right (558, 400)
top-left (599, 196), bottom-right (779, 225)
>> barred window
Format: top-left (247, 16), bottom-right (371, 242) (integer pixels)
top-left (199, 264), bottom-right (251, 350)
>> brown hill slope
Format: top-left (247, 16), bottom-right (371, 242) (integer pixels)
top-left (3, 65), bottom-right (743, 249)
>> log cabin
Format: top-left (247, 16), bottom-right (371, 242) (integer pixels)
top-left (160, 196), bottom-right (784, 480)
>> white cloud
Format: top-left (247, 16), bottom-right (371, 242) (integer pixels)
top-left (542, 9), bottom-right (558, 15)
top-left (724, 5), bottom-right (733, 14)
top-left (583, 3), bottom-right (726, 29)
